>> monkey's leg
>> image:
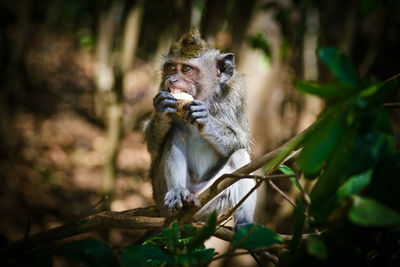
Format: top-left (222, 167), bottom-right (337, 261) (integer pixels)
top-left (194, 149), bottom-right (256, 230)
top-left (155, 130), bottom-right (200, 216)
top-left (231, 178), bottom-right (257, 230)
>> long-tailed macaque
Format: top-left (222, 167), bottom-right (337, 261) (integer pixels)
top-left (144, 29), bottom-right (256, 230)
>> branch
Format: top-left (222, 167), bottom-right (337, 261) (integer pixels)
top-left (216, 174), bottom-right (296, 224)
top-left (174, 127), bottom-right (311, 225)
top-left (3, 127), bottom-right (312, 255)
top-left (2, 206), bottom-right (163, 255)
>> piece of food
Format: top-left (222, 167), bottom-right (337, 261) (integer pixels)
top-left (171, 92), bottom-right (194, 117)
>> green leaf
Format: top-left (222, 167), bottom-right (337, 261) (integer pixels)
top-left (350, 132), bottom-right (392, 174)
top-left (162, 221), bottom-right (180, 253)
top-left (58, 239), bottom-right (119, 267)
top-left (337, 170), bottom-right (373, 198)
top-left (143, 235), bottom-right (166, 248)
top-left (349, 196), bottom-right (400, 226)
top-left (181, 224), bottom-right (198, 239)
top-left (187, 210), bottom-right (217, 251)
top-left (318, 47), bottom-right (359, 86)
top-left (279, 165), bottom-right (302, 191)
top-left (291, 199), bottom-right (306, 252)
top-left (370, 108), bottom-right (394, 135)
top-left (298, 113), bottom-right (346, 177)
top-left (309, 135), bottom-right (355, 223)
top-left (278, 164), bottom-right (295, 175)
top-left (231, 224), bottom-right (282, 250)
top-left (174, 249), bottom-right (214, 267)
top-left (358, 84), bottom-right (380, 98)
top-left (121, 245), bottom-right (172, 267)
top-left (295, 80), bottom-right (354, 99)
top-left (306, 236), bottom-right (328, 259)
top-left (189, 248), bottom-right (215, 263)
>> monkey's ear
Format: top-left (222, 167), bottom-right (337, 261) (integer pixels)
top-left (217, 53), bottom-right (235, 83)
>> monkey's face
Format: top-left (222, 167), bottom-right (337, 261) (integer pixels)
top-left (162, 59), bottom-right (201, 99)
top-left (161, 50), bottom-right (234, 102)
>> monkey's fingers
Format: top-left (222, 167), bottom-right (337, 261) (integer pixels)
top-left (153, 91), bottom-right (177, 107)
top-left (183, 104), bottom-right (207, 113)
top-left (156, 98), bottom-right (179, 115)
top-left (186, 112), bottom-right (208, 126)
top-left (155, 98), bottom-right (178, 109)
top-left (159, 107), bottom-right (178, 115)
top-left (183, 100), bottom-right (204, 107)
top-left (165, 190), bottom-right (184, 210)
top-left (183, 101), bottom-right (208, 120)
top-left (181, 191), bottom-right (201, 207)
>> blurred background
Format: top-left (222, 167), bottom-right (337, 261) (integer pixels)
top-left (0, 0), bottom-right (399, 265)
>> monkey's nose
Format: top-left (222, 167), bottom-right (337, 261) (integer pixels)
top-left (170, 75), bottom-right (179, 83)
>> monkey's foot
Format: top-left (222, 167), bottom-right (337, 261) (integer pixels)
top-left (164, 188), bottom-right (201, 211)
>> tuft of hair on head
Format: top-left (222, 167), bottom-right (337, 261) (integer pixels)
top-left (167, 29), bottom-right (214, 59)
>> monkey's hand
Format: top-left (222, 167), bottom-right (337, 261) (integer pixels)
top-left (164, 187), bottom-right (201, 211)
top-left (153, 91), bottom-right (178, 117)
top-left (183, 100), bottom-right (209, 129)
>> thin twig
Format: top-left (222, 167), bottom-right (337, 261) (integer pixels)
top-left (268, 180), bottom-right (297, 208)
top-left (383, 72), bottom-right (400, 84)
top-left (213, 152), bottom-right (301, 225)
top-left (257, 250), bottom-right (279, 266)
top-left (249, 252), bottom-right (262, 266)
top-left (71, 195), bottom-right (108, 222)
top-left (217, 180), bottom-right (263, 224)
top-left (216, 173), bottom-right (296, 184)
top-left (215, 172), bottom-right (298, 224)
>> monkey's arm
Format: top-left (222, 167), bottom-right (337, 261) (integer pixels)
top-left (144, 91), bottom-right (179, 157)
top-left (144, 114), bottom-right (172, 157)
top-left (201, 117), bottom-right (249, 157)
top-left (184, 100), bottom-right (249, 157)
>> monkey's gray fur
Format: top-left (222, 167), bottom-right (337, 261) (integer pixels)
top-left (144, 30), bottom-right (256, 230)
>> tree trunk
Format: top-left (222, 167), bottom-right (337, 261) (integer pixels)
top-left (94, 0), bottom-right (125, 209)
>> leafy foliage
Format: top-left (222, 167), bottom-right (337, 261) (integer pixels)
top-left (317, 47), bottom-right (360, 86)
top-left (348, 196), bottom-right (400, 226)
top-left (121, 212), bottom-right (218, 267)
top-left (289, 46), bottom-right (400, 265)
top-left (231, 224), bottom-right (282, 250)
top-left (120, 213), bottom-right (281, 266)
top-left (32, 210), bottom-right (283, 266)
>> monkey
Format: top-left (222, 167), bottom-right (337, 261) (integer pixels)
top-left (144, 29), bottom-right (256, 230)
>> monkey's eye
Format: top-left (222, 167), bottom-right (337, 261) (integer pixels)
top-left (164, 64), bottom-right (176, 74)
top-left (182, 64), bottom-right (193, 73)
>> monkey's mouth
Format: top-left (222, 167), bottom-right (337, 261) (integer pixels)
top-left (169, 87), bottom-right (192, 96)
